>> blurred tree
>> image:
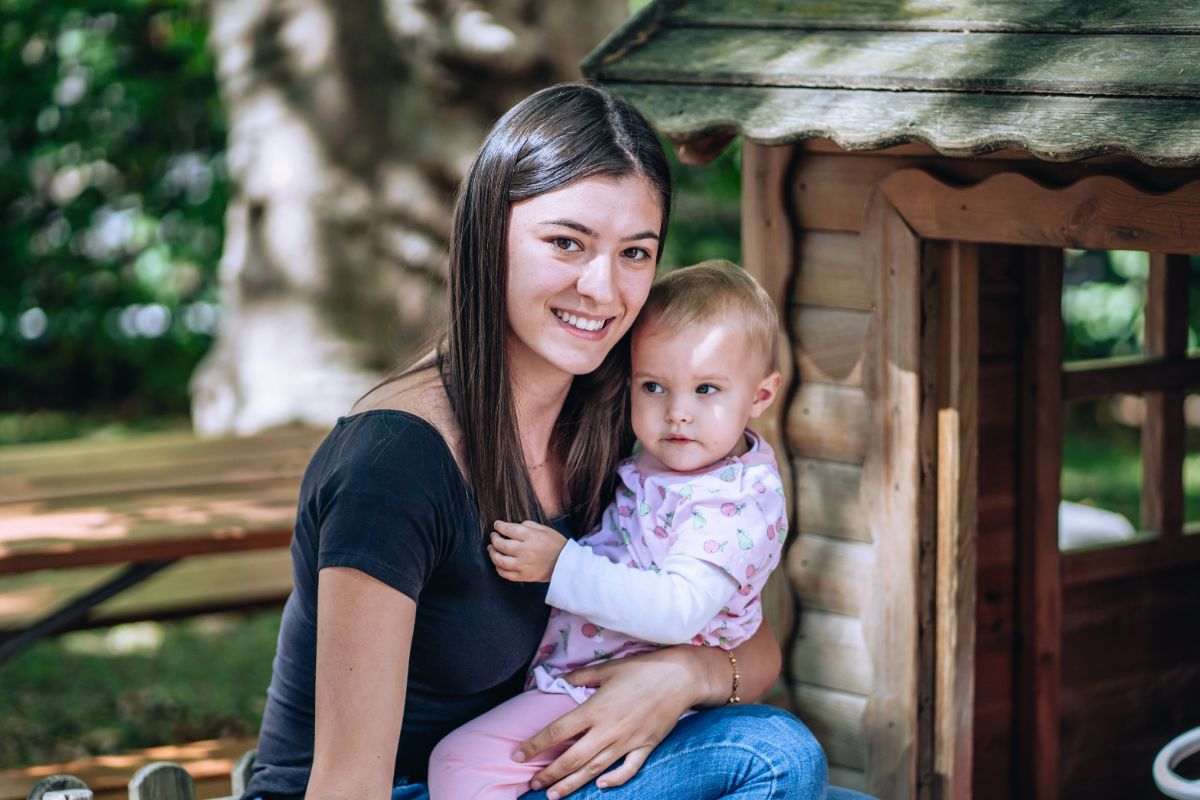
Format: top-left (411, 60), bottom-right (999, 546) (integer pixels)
top-left (0, 1), bottom-right (229, 417)
top-left (192, 0), bottom-right (628, 435)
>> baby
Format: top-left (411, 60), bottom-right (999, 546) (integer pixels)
top-left (428, 260), bottom-right (790, 799)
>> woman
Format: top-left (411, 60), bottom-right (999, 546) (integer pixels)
top-left (243, 83), bottom-right (829, 800)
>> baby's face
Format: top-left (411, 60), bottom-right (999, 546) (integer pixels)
top-left (630, 313), bottom-right (778, 472)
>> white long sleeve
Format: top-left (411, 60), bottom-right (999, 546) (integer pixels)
top-left (545, 538), bottom-right (740, 645)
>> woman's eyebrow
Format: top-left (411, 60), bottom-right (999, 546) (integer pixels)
top-left (538, 219), bottom-right (659, 242)
top-left (539, 219), bottom-right (595, 236)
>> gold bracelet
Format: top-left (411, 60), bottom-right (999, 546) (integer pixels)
top-left (725, 650), bottom-right (741, 705)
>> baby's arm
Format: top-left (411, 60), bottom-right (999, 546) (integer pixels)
top-left (545, 540), bottom-right (739, 644)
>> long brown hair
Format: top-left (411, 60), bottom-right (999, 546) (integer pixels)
top-left (428, 84), bottom-right (671, 535)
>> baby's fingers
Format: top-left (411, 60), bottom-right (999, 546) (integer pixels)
top-left (490, 531), bottom-right (521, 555)
top-left (595, 746), bottom-right (651, 789)
top-left (493, 520), bottom-right (531, 540)
top-left (487, 544), bottom-right (518, 570)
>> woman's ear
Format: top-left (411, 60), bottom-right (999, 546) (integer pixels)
top-left (748, 371), bottom-right (782, 418)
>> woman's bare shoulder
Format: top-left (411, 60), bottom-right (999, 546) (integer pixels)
top-left (349, 368), bottom-right (460, 453)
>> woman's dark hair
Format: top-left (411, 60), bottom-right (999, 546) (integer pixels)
top-left (444, 83), bottom-right (671, 535)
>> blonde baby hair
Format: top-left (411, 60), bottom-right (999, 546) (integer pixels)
top-left (637, 259), bottom-right (780, 374)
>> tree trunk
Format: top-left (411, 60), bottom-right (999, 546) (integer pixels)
top-left (192, 0), bottom-right (627, 435)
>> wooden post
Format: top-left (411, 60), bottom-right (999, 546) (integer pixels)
top-left (861, 186), bottom-right (923, 800)
top-left (925, 241), bottom-right (979, 800)
top-left (741, 141), bottom-right (799, 703)
top-left (1143, 253), bottom-right (1189, 541)
top-left (129, 763), bottom-right (195, 800)
top-left (1016, 247), bottom-right (1064, 800)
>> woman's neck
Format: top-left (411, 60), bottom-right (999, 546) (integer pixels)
top-left (508, 350), bottom-right (573, 466)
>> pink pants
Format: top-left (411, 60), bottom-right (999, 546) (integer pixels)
top-left (428, 689), bottom-right (581, 800)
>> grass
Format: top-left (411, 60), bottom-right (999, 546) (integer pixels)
top-left (0, 610), bottom-right (280, 769)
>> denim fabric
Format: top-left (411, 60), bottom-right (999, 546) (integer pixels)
top-left (372, 705), bottom-right (879, 800)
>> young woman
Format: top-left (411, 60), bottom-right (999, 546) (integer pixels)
top-left (242, 83), bottom-right (829, 800)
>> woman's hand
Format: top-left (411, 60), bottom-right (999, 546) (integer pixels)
top-left (516, 620), bottom-right (782, 798)
top-left (489, 519), bottom-right (568, 582)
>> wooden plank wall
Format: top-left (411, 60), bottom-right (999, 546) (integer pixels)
top-left (783, 141), bottom-right (1200, 797)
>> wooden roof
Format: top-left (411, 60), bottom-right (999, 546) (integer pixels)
top-left (583, 1), bottom-right (1200, 166)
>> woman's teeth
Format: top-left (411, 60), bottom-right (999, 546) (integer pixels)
top-left (554, 310), bottom-right (607, 332)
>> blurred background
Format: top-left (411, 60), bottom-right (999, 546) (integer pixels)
top-left (1, 0), bottom-right (1198, 774)
top-left (0, 0), bottom-right (741, 769)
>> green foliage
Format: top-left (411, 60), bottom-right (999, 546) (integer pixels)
top-left (0, 1), bottom-right (228, 416)
top-left (0, 611), bottom-right (280, 768)
top-left (1062, 250), bottom-right (1200, 362)
top-left (659, 137), bottom-right (741, 271)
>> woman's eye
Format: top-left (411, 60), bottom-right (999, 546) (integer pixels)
top-left (696, 384), bottom-right (719, 395)
top-left (642, 381), bottom-right (663, 394)
top-left (551, 237), bottom-right (582, 253)
top-left (622, 246), bottom-right (652, 262)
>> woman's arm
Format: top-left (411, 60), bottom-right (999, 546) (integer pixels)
top-left (514, 619), bottom-right (782, 798)
top-left (307, 567), bottom-right (416, 800)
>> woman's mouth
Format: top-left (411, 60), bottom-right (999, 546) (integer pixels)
top-left (553, 309), bottom-right (612, 335)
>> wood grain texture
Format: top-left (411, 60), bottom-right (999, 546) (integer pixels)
top-left (792, 457), bottom-right (869, 543)
top-left (786, 534), bottom-right (872, 617)
top-left (880, 170), bottom-right (1200, 252)
top-left (794, 682), bottom-right (869, 770)
top-left (603, 83), bottom-right (1200, 168)
top-left (792, 153), bottom-right (1200, 234)
top-left (0, 549), bottom-right (293, 630)
top-left (0, 480), bottom-right (300, 574)
top-left (786, 383), bottom-right (870, 463)
top-left (791, 609), bottom-right (872, 695)
top-left (792, 306), bottom-right (870, 387)
top-left (929, 240), bottom-right (979, 799)
top-left (1016, 247), bottom-right (1064, 800)
top-left (859, 187), bottom-right (923, 798)
top-left (740, 142), bottom-right (798, 700)
top-left (669, 0), bottom-right (1200, 34)
top-left (1142, 253), bottom-right (1190, 539)
top-left (600, 27), bottom-right (1200, 99)
top-left (793, 231), bottom-right (871, 309)
top-left (1063, 355), bottom-right (1200, 400)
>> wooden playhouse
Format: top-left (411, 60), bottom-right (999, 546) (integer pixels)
top-left (585, 3), bottom-right (1200, 798)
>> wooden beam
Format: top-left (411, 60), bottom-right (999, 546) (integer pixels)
top-left (1063, 530), bottom-right (1200, 586)
top-left (1016, 247), bottom-right (1064, 800)
top-left (1062, 355), bottom-right (1200, 400)
top-left (929, 240), bottom-right (979, 800)
top-left (1142, 253), bottom-right (1190, 539)
top-left (741, 142), bottom-right (799, 700)
top-left (861, 187), bottom-right (923, 799)
top-left (881, 171), bottom-right (1200, 253)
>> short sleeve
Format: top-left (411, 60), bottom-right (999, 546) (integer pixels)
top-left (667, 468), bottom-right (788, 590)
top-left (315, 412), bottom-right (458, 602)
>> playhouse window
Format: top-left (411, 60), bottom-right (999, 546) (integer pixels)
top-left (1057, 250), bottom-right (1199, 552)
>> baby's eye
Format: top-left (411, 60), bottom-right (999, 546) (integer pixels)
top-left (696, 384), bottom-right (719, 395)
top-left (641, 381), bottom-right (663, 394)
top-left (550, 237), bottom-right (582, 253)
top-left (622, 246), bottom-right (652, 263)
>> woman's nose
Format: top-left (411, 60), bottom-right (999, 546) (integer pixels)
top-left (576, 254), bottom-right (617, 305)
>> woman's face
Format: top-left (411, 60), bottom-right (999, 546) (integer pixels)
top-left (505, 174), bottom-right (662, 382)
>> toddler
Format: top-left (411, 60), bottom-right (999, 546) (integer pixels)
top-left (428, 260), bottom-right (790, 799)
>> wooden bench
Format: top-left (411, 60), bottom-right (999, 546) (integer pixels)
top-left (0, 426), bottom-right (325, 660)
top-left (0, 739), bottom-right (256, 800)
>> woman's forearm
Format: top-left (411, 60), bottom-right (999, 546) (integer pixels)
top-left (684, 618), bottom-right (782, 708)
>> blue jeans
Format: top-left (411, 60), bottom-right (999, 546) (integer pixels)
top-left (391, 704), bottom-right (874, 799)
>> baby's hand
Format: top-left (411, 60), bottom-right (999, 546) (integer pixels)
top-left (488, 520), bottom-right (567, 583)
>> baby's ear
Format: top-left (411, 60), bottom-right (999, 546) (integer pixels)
top-left (748, 371), bottom-right (783, 418)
